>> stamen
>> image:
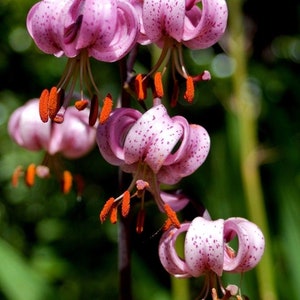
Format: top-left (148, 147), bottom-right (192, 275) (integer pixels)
top-left (75, 99), bottom-right (89, 111)
top-left (25, 163), bottom-right (36, 187)
top-left (89, 94), bottom-right (99, 126)
top-left (162, 218), bottom-right (173, 231)
top-left (110, 204), bottom-right (118, 224)
top-left (163, 204), bottom-right (180, 228)
top-left (154, 72), bottom-right (164, 98)
top-left (61, 170), bottom-right (72, 194)
top-left (135, 74), bottom-right (147, 100)
top-left (99, 197), bottom-right (115, 223)
top-left (183, 76), bottom-right (194, 103)
top-left (48, 86), bottom-right (60, 120)
top-left (136, 209), bottom-right (145, 234)
top-left (11, 165), bottom-right (23, 187)
top-left (121, 190), bottom-right (131, 217)
top-left (53, 113), bottom-right (64, 124)
top-left (39, 89), bottom-right (49, 122)
top-left (99, 94), bottom-right (113, 125)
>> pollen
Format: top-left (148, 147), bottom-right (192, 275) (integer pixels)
top-left (163, 204), bottom-right (180, 228)
top-left (89, 94), bottom-right (99, 126)
top-left (99, 197), bottom-right (115, 223)
top-left (109, 204), bottom-right (118, 224)
top-left (48, 86), bottom-right (61, 120)
top-left (75, 99), bottom-right (89, 111)
top-left (183, 76), bottom-right (194, 103)
top-left (135, 74), bottom-right (147, 100)
top-left (154, 72), bottom-right (164, 98)
top-left (39, 89), bottom-right (49, 122)
top-left (162, 218), bottom-right (172, 231)
top-left (25, 163), bottom-right (36, 187)
top-left (136, 209), bottom-right (145, 234)
top-left (99, 94), bottom-right (113, 125)
top-left (11, 165), bottom-right (23, 187)
top-left (61, 170), bottom-right (73, 194)
top-left (121, 190), bottom-right (131, 217)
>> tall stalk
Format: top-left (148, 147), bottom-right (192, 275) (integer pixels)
top-left (227, 1), bottom-right (278, 299)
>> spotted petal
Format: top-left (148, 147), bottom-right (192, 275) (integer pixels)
top-left (223, 217), bottom-right (265, 272)
top-left (184, 217), bottom-right (224, 277)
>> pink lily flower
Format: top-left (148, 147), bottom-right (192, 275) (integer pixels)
top-left (159, 216), bottom-right (265, 298)
top-left (27, 0), bottom-right (139, 61)
top-left (8, 99), bottom-right (96, 195)
top-left (8, 99), bottom-right (96, 158)
top-left (131, 0), bottom-right (228, 104)
top-left (26, 0), bottom-right (139, 123)
top-left (97, 99), bottom-right (210, 231)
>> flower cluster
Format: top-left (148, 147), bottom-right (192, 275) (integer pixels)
top-left (7, 0), bottom-right (266, 299)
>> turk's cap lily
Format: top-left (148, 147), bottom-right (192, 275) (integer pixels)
top-left (8, 99), bottom-right (96, 159)
top-left (158, 216), bottom-right (265, 278)
top-left (141, 0), bottom-right (228, 49)
top-left (97, 101), bottom-right (210, 185)
top-left (26, 0), bottom-right (140, 62)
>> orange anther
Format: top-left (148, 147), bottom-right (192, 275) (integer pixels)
top-left (135, 74), bottom-right (147, 100)
top-left (99, 94), bottom-right (113, 125)
top-left (162, 218), bottom-right (173, 231)
top-left (11, 165), bottom-right (23, 187)
top-left (183, 76), bottom-right (194, 103)
top-left (39, 89), bottom-right (49, 123)
top-left (75, 99), bottom-right (89, 111)
top-left (99, 197), bottom-right (115, 223)
top-left (136, 209), bottom-right (145, 234)
top-left (25, 163), bottom-right (36, 187)
top-left (121, 190), bottom-right (131, 217)
top-left (53, 114), bottom-right (64, 124)
top-left (89, 94), bottom-right (99, 126)
top-left (163, 204), bottom-right (180, 228)
top-left (110, 204), bottom-right (118, 224)
top-left (61, 170), bottom-right (73, 194)
top-left (48, 86), bottom-right (60, 120)
top-left (154, 72), bottom-right (164, 98)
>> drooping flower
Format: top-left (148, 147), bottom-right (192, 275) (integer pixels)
top-left (8, 99), bottom-right (96, 196)
top-left (26, 0), bottom-right (140, 123)
top-left (97, 98), bottom-right (210, 231)
top-left (131, 0), bottom-right (228, 104)
top-left (158, 216), bottom-right (265, 299)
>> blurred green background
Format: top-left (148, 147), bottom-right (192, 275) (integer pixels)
top-left (0, 0), bottom-right (299, 299)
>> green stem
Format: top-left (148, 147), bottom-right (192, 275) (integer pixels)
top-left (227, 1), bottom-right (278, 299)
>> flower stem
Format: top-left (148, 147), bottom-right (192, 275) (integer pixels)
top-left (227, 1), bottom-right (278, 299)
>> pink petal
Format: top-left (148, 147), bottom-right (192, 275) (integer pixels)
top-left (49, 107), bottom-right (96, 158)
top-left (184, 217), bottom-right (224, 277)
top-left (183, 0), bottom-right (228, 49)
top-left (158, 223), bottom-right (191, 277)
top-left (89, 0), bottom-right (139, 62)
top-left (123, 104), bottom-right (183, 173)
top-left (8, 99), bottom-right (51, 151)
top-left (142, 0), bottom-right (185, 43)
top-left (97, 108), bottom-right (141, 166)
top-left (223, 217), bottom-right (265, 272)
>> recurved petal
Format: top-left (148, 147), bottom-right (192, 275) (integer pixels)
top-left (123, 104), bottom-right (183, 173)
top-left (26, 0), bottom-right (65, 56)
top-left (90, 0), bottom-right (139, 62)
top-left (158, 223), bottom-right (191, 277)
top-left (97, 108), bottom-right (141, 166)
top-left (48, 107), bottom-right (96, 159)
top-left (185, 217), bottom-right (224, 277)
top-left (142, 0), bottom-right (185, 43)
top-left (8, 99), bottom-right (51, 151)
top-left (157, 123), bottom-right (210, 184)
top-left (223, 218), bottom-right (265, 273)
top-left (183, 0), bottom-right (228, 49)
